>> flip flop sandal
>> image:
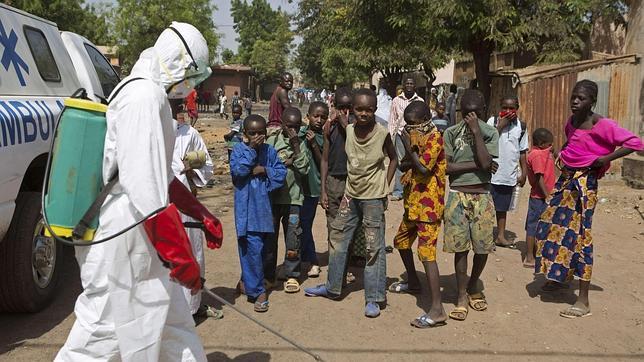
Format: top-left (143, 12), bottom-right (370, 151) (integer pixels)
top-left (284, 278), bottom-right (301, 293)
top-left (410, 314), bottom-right (447, 329)
top-left (254, 300), bottom-right (269, 313)
top-left (388, 281), bottom-right (421, 295)
top-left (194, 305), bottom-right (224, 320)
top-left (559, 306), bottom-right (592, 319)
top-left (448, 306), bottom-right (468, 321)
top-left (468, 292), bottom-right (488, 311)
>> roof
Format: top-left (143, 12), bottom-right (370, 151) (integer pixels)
top-left (492, 54), bottom-right (639, 83)
top-left (211, 64), bottom-right (253, 72)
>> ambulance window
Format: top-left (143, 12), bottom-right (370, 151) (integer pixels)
top-left (84, 44), bottom-right (120, 97)
top-left (23, 26), bottom-right (61, 82)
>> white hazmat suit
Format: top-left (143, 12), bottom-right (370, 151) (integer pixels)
top-left (56, 22), bottom-right (211, 362)
top-left (172, 122), bottom-right (213, 314)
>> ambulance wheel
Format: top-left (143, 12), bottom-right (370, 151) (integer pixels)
top-left (0, 192), bottom-right (64, 312)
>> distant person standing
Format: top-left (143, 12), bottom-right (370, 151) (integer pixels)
top-left (445, 84), bottom-right (458, 127)
top-left (219, 93), bottom-right (228, 120)
top-left (375, 86), bottom-right (392, 127)
top-left (185, 89), bottom-right (198, 125)
top-left (243, 92), bottom-right (253, 116)
top-left (268, 72), bottom-right (294, 131)
top-left (388, 77), bottom-right (424, 201)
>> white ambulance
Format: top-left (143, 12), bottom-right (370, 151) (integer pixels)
top-left (0, 4), bottom-right (120, 312)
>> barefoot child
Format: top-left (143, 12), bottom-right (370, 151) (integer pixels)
top-left (299, 102), bottom-right (329, 277)
top-left (523, 128), bottom-right (555, 268)
top-left (389, 101), bottom-right (448, 328)
top-left (443, 89), bottom-right (499, 321)
top-left (265, 108), bottom-right (310, 293)
top-left (535, 80), bottom-right (643, 318)
top-left (230, 115), bottom-right (287, 312)
top-left (487, 96), bottom-right (528, 248)
top-left (305, 88), bottom-right (398, 318)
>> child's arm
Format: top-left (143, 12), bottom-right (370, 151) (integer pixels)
top-left (464, 112), bottom-right (495, 171)
top-left (230, 144), bottom-right (256, 179)
top-left (320, 122), bottom-right (331, 209)
top-left (292, 141), bottom-right (310, 175)
top-left (306, 131), bottom-right (322, 169)
top-left (384, 134), bottom-right (398, 185)
top-left (264, 147), bottom-right (287, 192)
top-left (518, 152), bottom-right (528, 186)
top-left (591, 147), bottom-right (635, 169)
top-left (535, 173), bottom-right (549, 199)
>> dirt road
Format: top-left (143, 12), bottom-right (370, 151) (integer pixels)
top-left (1, 106), bottom-right (643, 361)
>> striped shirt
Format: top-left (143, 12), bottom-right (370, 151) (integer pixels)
top-left (387, 93), bottom-right (424, 136)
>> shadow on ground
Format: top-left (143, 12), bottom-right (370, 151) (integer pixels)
top-left (207, 351), bottom-right (271, 361)
top-left (0, 246), bottom-right (81, 355)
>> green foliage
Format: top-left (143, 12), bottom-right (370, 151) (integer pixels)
top-left (221, 48), bottom-right (237, 64)
top-left (4, 0), bottom-right (112, 45)
top-left (112, 0), bottom-right (219, 74)
top-left (230, 0), bottom-right (293, 81)
top-left (294, 0), bottom-right (370, 88)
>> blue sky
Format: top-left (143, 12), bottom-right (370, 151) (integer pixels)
top-left (87, 0), bottom-right (299, 53)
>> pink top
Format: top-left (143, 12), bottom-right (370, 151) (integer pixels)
top-left (560, 117), bottom-right (643, 176)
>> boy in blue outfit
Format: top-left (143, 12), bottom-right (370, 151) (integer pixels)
top-left (230, 115), bottom-right (287, 312)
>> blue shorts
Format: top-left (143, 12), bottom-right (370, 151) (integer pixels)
top-left (491, 184), bottom-right (514, 212)
top-left (525, 197), bottom-right (547, 237)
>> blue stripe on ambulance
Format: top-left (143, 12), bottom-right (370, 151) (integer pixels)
top-left (0, 99), bottom-right (63, 147)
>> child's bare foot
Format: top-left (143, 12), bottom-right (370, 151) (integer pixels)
top-left (523, 258), bottom-right (535, 269)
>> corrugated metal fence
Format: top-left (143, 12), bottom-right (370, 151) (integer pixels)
top-left (490, 55), bottom-right (641, 155)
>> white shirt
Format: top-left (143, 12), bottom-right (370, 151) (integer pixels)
top-left (387, 92), bottom-right (424, 136)
top-left (486, 116), bottom-right (528, 186)
top-left (172, 122), bottom-right (214, 188)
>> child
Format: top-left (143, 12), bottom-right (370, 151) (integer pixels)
top-left (299, 102), bottom-right (329, 277)
top-left (523, 128), bottom-right (555, 268)
top-left (431, 102), bottom-right (450, 133)
top-left (219, 93), bottom-right (228, 120)
top-left (443, 89), bottom-right (499, 321)
top-left (305, 88), bottom-right (398, 318)
top-left (265, 107), bottom-right (310, 293)
top-left (224, 104), bottom-right (244, 162)
top-left (535, 80), bottom-right (643, 318)
top-left (320, 88), bottom-right (367, 267)
top-left (230, 115), bottom-right (287, 312)
top-left (487, 96), bottom-right (528, 248)
top-left (389, 101), bottom-right (448, 328)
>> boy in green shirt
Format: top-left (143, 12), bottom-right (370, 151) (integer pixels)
top-left (299, 102), bottom-right (328, 277)
top-left (265, 107), bottom-right (310, 293)
top-left (442, 89), bottom-right (499, 322)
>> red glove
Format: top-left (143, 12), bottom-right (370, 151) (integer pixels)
top-left (143, 203), bottom-right (202, 294)
top-left (169, 177), bottom-right (223, 249)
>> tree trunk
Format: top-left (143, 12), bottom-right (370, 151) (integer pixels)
top-left (471, 40), bottom-right (494, 116)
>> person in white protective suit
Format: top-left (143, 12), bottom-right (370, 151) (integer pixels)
top-left (170, 107), bottom-right (218, 319)
top-left (55, 22), bottom-right (223, 362)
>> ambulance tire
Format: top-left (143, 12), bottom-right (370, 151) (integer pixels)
top-left (0, 192), bottom-right (64, 312)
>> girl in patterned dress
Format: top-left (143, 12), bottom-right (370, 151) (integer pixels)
top-left (534, 80), bottom-right (643, 318)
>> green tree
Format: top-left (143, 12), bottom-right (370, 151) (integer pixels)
top-left (221, 48), bottom-right (236, 64)
top-left (112, 0), bottom-right (219, 73)
top-left (351, 0), bottom-right (627, 105)
top-left (4, 0), bottom-right (113, 45)
top-left (294, 1), bottom-right (370, 88)
top-left (231, 0), bottom-right (293, 82)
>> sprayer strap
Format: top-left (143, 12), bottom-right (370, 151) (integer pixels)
top-left (72, 174), bottom-right (119, 239)
top-left (71, 77), bottom-right (144, 240)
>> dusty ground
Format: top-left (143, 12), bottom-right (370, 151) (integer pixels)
top-left (1, 103), bottom-right (643, 361)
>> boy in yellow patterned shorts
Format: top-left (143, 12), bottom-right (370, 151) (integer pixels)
top-left (389, 101), bottom-right (448, 328)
